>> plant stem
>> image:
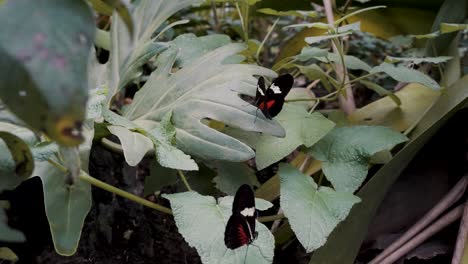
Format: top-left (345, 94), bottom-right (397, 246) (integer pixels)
top-left (346, 72), bottom-right (378, 85)
top-left (259, 213), bottom-right (285, 223)
top-left (177, 170), bottom-right (193, 191)
top-left (323, 0), bottom-right (356, 115)
top-left (47, 158), bottom-right (67, 173)
top-left (79, 173), bottom-right (173, 215)
top-left (256, 17), bottom-right (280, 60)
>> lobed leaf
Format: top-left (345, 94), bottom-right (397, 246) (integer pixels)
top-left (123, 43), bottom-right (284, 162)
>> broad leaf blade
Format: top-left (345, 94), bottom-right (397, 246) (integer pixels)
top-left (34, 162), bottom-right (92, 256)
top-left (310, 74), bottom-right (468, 264)
top-left (279, 164), bottom-right (360, 253)
top-left (0, 0), bottom-right (94, 146)
top-left (255, 104), bottom-right (335, 170)
top-left (309, 126), bottom-right (408, 193)
top-left (163, 191), bottom-right (274, 264)
top-left (107, 125), bottom-right (153, 166)
top-left (370, 63), bottom-right (440, 90)
top-left (123, 43), bottom-right (285, 162)
top-left (211, 161), bottom-right (260, 195)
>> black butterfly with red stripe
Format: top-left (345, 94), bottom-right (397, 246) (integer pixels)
top-left (255, 74), bottom-right (294, 119)
top-left (224, 184), bottom-right (258, 249)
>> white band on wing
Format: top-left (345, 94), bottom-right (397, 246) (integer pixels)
top-left (257, 85), bottom-right (265, 96)
top-left (240, 207), bottom-right (255, 217)
top-left (270, 84), bottom-right (282, 94)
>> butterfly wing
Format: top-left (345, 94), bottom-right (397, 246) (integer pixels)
top-left (224, 184), bottom-right (257, 249)
top-left (256, 74), bottom-right (294, 119)
top-left (264, 74), bottom-right (294, 118)
top-left (224, 214), bottom-right (253, 249)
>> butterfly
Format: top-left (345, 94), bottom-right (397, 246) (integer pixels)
top-left (224, 184), bottom-right (258, 249)
top-left (255, 74), bottom-right (294, 119)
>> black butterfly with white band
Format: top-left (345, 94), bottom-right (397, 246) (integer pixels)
top-left (255, 74), bottom-right (294, 119)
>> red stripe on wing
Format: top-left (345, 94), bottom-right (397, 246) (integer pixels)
top-left (237, 224), bottom-right (250, 246)
top-left (258, 100), bottom-right (276, 110)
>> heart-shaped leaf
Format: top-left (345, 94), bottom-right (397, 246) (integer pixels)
top-left (309, 126), bottom-right (408, 193)
top-left (279, 164), bottom-right (360, 253)
top-left (255, 104), bottom-right (335, 170)
top-left (163, 191), bottom-right (275, 264)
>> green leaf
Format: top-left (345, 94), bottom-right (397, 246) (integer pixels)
top-left (257, 8), bottom-right (317, 18)
top-left (0, 0), bottom-right (94, 146)
top-left (107, 0), bottom-right (202, 103)
top-left (0, 130), bottom-right (34, 180)
top-left (359, 79), bottom-right (401, 106)
top-left (0, 209), bottom-right (25, 242)
top-left (169, 33), bottom-right (231, 67)
top-left (123, 43), bottom-right (285, 162)
top-left (385, 56), bottom-right (453, 64)
top-left (296, 47), bottom-right (371, 71)
top-left (34, 161), bottom-right (92, 256)
top-left (31, 142), bottom-right (59, 162)
top-left (256, 104), bottom-right (335, 170)
top-left (295, 47), bottom-right (328, 62)
top-left (309, 126), bottom-right (408, 193)
top-left (279, 164), bottom-right (360, 253)
top-left (370, 63), bottom-right (441, 90)
top-left (211, 161), bottom-right (259, 195)
top-left (146, 111), bottom-right (198, 170)
top-left (305, 32), bottom-right (353, 44)
top-left (0, 247), bottom-right (19, 261)
top-left (309, 74), bottom-right (468, 264)
top-left (163, 191), bottom-right (274, 264)
top-left (107, 125), bottom-right (153, 166)
top-left (297, 64), bottom-right (335, 92)
top-left (285, 22), bottom-right (332, 30)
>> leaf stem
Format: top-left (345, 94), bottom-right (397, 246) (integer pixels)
top-left (47, 158), bottom-right (67, 173)
top-left (79, 173), bottom-right (173, 215)
top-left (256, 17), bottom-right (280, 60)
top-left (258, 213), bottom-right (285, 223)
top-left (177, 170), bottom-right (192, 191)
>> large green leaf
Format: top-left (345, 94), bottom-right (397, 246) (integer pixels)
top-left (279, 164), bottom-right (360, 253)
top-left (309, 75), bottom-right (468, 263)
top-left (370, 63), bottom-right (441, 90)
top-left (0, 0), bottom-right (94, 146)
top-left (309, 126), bottom-right (408, 193)
top-left (34, 161), bottom-right (92, 256)
top-left (255, 104), bottom-right (335, 170)
top-left (211, 161), bottom-right (260, 195)
top-left (123, 43), bottom-right (285, 162)
top-left (163, 191), bottom-right (275, 264)
top-left (107, 0), bottom-right (203, 103)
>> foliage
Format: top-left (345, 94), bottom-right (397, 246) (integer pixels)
top-left (0, 0), bottom-right (466, 263)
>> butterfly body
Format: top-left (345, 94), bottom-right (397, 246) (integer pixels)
top-left (255, 74), bottom-right (294, 119)
top-left (224, 184), bottom-right (258, 249)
